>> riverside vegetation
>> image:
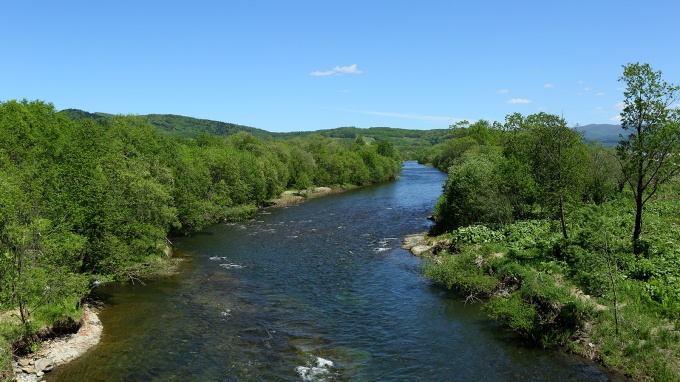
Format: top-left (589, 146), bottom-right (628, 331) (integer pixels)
top-left (419, 63), bottom-right (680, 381)
top-left (0, 101), bottom-right (402, 381)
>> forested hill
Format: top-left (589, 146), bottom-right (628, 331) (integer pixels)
top-left (59, 109), bottom-right (621, 156)
top-left (274, 126), bottom-right (454, 159)
top-left (59, 109), bottom-right (455, 159)
top-left (60, 108), bottom-right (112, 121)
top-left (60, 110), bottom-right (273, 140)
top-left (146, 114), bottom-right (273, 139)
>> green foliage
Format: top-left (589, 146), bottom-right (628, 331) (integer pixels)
top-left (447, 225), bottom-right (504, 245)
top-left (616, 63), bottom-right (680, 244)
top-left (502, 220), bottom-right (556, 251)
top-left (425, 178), bottom-right (680, 377)
top-left (583, 144), bottom-right (621, 204)
top-left (145, 114), bottom-right (272, 139)
top-left (433, 148), bottom-right (512, 231)
top-left (423, 64), bottom-right (680, 378)
top-left (431, 111), bottom-right (611, 239)
top-left (61, 110), bottom-right (451, 161)
top-left (0, 99), bottom-right (403, 369)
top-left (484, 270), bottom-right (592, 346)
top-left (429, 110), bottom-right (630, 239)
top-left (276, 126), bottom-right (452, 160)
top-left (423, 251), bottom-right (499, 297)
top-left (431, 136), bottom-right (478, 171)
top-left (425, 103), bottom-right (680, 377)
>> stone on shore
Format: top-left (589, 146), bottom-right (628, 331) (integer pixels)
top-left (402, 233), bottom-right (432, 256)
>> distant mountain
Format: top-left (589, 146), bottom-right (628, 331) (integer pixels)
top-left (576, 124), bottom-right (622, 146)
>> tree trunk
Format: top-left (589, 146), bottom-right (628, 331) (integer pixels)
top-left (633, 161), bottom-right (644, 252)
top-left (633, 193), bottom-right (643, 242)
top-left (559, 195), bottom-right (568, 240)
top-left (633, 191), bottom-right (644, 254)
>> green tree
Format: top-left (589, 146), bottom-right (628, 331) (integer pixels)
top-left (583, 144), bottom-right (620, 205)
top-left (524, 113), bottom-right (587, 240)
top-left (616, 63), bottom-right (680, 247)
top-left (434, 147), bottom-right (511, 230)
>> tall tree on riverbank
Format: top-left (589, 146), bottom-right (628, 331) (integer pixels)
top-left (616, 63), bottom-right (680, 249)
top-left (524, 113), bottom-right (587, 240)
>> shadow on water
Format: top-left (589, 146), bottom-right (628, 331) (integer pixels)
top-left (47, 162), bottom-right (627, 382)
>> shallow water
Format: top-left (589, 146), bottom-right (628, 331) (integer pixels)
top-left (47, 161), bottom-right (623, 381)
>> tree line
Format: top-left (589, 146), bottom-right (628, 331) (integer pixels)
top-left (420, 63), bottom-right (680, 380)
top-left (0, 100), bottom-right (401, 371)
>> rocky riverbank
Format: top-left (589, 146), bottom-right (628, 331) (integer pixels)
top-left (13, 307), bottom-right (102, 382)
top-left (401, 233), bottom-right (433, 256)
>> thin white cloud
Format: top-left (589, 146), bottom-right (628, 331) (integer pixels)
top-left (496, 89), bottom-right (510, 94)
top-left (584, 87), bottom-right (592, 91)
top-left (595, 106), bottom-right (603, 111)
top-left (310, 64), bottom-right (363, 76)
top-left (614, 101), bottom-right (626, 110)
top-left (609, 115), bottom-right (622, 122)
top-left (578, 80), bottom-right (585, 84)
top-left (348, 109), bottom-right (462, 124)
top-left (596, 92), bottom-right (605, 96)
top-left (617, 86), bottom-right (626, 91)
top-left (544, 83), bottom-right (556, 89)
top-left (536, 106), bottom-right (549, 111)
top-left (507, 98), bottom-right (532, 104)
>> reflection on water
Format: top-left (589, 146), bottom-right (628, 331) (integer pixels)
top-left (48, 162), bottom-right (622, 381)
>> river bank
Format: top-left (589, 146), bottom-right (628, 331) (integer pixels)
top-left (8, 185), bottom-right (355, 381)
top-left (265, 186), bottom-right (355, 208)
top-left (12, 307), bottom-right (102, 382)
top-left (41, 161), bottom-right (621, 381)
top-left (409, 227), bottom-right (680, 381)
top-left (7, 185), bottom-right (353, 381)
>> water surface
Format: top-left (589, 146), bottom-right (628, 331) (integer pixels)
top-left (48, 161), bottom-right (621, 381)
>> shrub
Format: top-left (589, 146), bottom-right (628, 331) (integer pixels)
top-left (423, 251), bottom-right (499, 297)
top-left (484, 270), bottom-right (593, 346)
top-left (449, 225), bottom-right (504, 245)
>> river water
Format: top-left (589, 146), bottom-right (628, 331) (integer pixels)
top-left (48, 161), bottom-right (620, 381)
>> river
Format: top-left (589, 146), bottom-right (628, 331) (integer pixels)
top-left (47, 161), bottom-right (621, 381)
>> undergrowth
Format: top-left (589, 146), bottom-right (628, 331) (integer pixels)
top-left (423, 185), bottom-right (680, 381)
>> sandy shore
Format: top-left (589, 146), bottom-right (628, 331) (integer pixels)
top-left (13, 307), bottom-right (102, 381)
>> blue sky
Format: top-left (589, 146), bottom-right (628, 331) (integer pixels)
top-left (2, 1), bottom-right (678, 132)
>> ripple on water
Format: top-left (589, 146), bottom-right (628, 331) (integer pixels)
top-left (295, 357), bottom-right (337, 382)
